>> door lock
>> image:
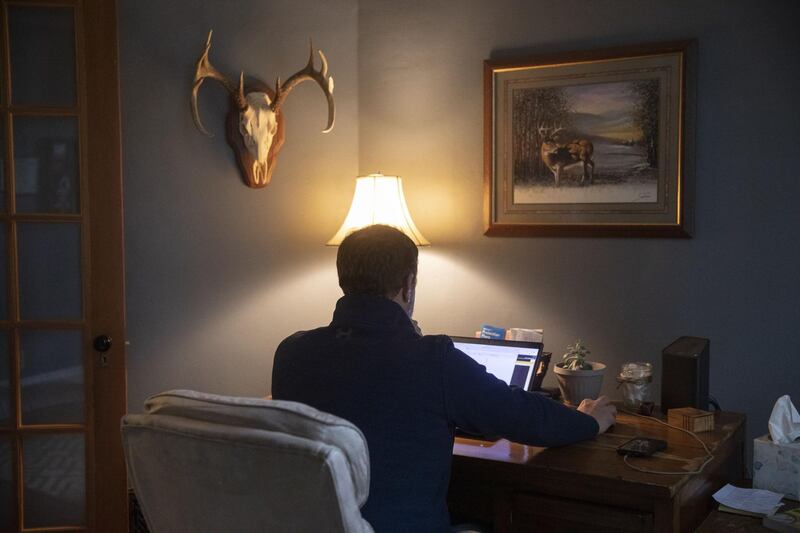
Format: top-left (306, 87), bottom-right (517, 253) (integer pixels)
top-left (93, 335), bottom-right (113, 367)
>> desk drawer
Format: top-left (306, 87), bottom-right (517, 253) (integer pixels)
top-left (511, 493), bottom-right (653, 533)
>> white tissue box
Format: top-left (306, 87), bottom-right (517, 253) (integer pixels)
top-left (753, 434), bottom-right (800, 500)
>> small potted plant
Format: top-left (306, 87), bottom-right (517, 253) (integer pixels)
top-left (553, 340), bottom-right (606, 405)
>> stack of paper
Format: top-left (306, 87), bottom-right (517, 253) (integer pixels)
top-left (713, 484), bottom-right (785, 516)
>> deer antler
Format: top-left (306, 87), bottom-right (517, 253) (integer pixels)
top-left (271, 40), bottom-right (335, 133)
top-left (191, 30), bottom-right (246, 137)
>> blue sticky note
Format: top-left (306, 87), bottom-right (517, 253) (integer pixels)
top-left (480, 324), bottom-right (506, 340)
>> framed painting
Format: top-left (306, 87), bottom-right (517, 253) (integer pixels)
top-left (484, 41), bottom-right (695, 237)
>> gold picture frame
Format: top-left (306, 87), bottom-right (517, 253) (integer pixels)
top-left (484, 41), bottom-right (695, 237)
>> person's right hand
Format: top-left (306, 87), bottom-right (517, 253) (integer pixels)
top-left (577, 395), bottom-right (617, 434)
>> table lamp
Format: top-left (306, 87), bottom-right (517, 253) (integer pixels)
top-left (327, 173), bottom-right (430, 245)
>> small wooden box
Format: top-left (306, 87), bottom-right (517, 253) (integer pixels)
top-left (667, 407), bottom-right (715, 432)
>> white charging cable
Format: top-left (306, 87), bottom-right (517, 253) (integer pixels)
top-left (619, 408), bottom-right (715, 476)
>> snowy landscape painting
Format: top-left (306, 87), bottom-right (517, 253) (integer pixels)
top-left (512, 79), bottom-right (660, 205)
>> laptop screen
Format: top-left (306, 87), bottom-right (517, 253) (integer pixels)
top-left (450, 336), bottom-right (543, 391)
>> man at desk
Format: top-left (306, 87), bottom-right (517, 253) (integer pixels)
top-left (272, 224), bottom-right (617, 532)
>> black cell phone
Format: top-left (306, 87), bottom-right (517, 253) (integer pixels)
top-left (617, 437), bottom-right (667, 457)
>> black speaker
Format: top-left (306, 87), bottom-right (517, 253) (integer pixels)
top-left (661, 336), bottom-right (709, 411)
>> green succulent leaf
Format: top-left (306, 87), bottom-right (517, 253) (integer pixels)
top-left (562, 339), bottom-right (591, 369)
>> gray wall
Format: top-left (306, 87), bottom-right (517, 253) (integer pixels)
top-left (120, 0), bottom-right (359, 409)
top-left (358, 0), bottom-right (800, 451)
top-left (121, 0), bottom-right (800, 456)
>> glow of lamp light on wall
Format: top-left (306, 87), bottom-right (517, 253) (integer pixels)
top-left (327, 173), bottom-right (430, 246)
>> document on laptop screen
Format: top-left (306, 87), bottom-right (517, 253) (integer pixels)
top-left (453, 341), bottom-right (540, 389)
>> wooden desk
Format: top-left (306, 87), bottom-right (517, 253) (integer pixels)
top-left (448, 411), bottom-right (745, 533)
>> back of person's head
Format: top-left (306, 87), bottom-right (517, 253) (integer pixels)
top-left (337, 225), bottom-right (418, 297)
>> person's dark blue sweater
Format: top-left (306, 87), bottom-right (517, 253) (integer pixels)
top-left (272, 294), bottom-right (599, 532)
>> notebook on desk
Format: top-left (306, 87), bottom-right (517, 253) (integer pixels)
top-left (450, 336), bottom-right (544, 392)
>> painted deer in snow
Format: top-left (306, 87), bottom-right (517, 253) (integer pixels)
top-left (537, 125), bottom-right (594, 187)
top-left (190, 31), bottom-right (335, 188)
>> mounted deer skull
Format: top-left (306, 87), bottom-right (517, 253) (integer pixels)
top-left (190, 31), bottom-right (335, 188)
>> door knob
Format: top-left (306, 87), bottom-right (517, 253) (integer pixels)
top-left (93, 335), bottom-right (113, 352)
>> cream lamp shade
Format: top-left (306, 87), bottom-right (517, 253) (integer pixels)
top-left (327, 173), bottom-right (430, 246)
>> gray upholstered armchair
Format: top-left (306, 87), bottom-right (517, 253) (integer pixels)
top-left (121, 390), bottom-right (373, 533)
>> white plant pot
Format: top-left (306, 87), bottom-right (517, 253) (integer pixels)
top-left (554, 362), bottom-right (606, 405)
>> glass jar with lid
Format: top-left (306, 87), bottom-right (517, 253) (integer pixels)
top-left (616, 362), bottom-right (653, 410)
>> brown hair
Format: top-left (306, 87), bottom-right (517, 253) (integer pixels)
top-left (337, 225), bottom-right (418, 297)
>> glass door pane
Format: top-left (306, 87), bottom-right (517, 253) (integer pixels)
top-left (22, 434), bottom-right (85, 527)
top-left (0, 436), bottom-right (13, 531)
top-left (13, 117), bottom-right (79, 214)
top-left (20, 330), bottom-right (84, 425)
top-left (17, 222), bottom-right (82, 320)
top-left (8, 6), bottom-right (76, 106)
top-left (0, 223), bottom-right (6, 320)
top-left (0, 331), bottom-right (9, 427)
top-left (0, 120), bottom-right (6, 213)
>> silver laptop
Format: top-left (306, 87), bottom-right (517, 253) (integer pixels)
top-left (450, 336), bottom-right (544, 392)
